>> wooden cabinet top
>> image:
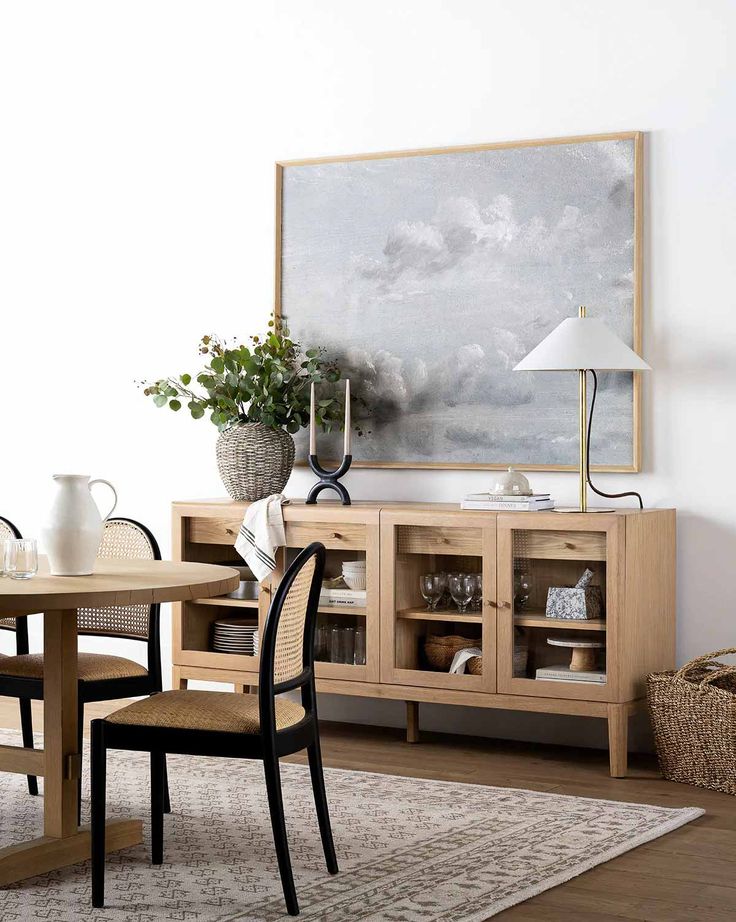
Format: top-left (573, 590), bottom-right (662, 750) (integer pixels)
top-left (173, 498), bottom-right (673, 516)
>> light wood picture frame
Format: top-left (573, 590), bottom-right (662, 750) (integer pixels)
top-left (275, 131), bottom-right (643, 472)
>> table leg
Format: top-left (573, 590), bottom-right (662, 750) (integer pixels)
top-left (0, 608), bottom-right (143, 886)
top-left (43, 609), bottom-right (79, 838)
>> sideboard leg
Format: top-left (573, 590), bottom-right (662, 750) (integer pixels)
top-left (607, 703), bottom-right (628, 778)
top-left (172, 667), bottom-right (187, 691)
top-left (406, 701), bottom-right (420, 743)
top-left (234, 684), bottom-right (248, 694)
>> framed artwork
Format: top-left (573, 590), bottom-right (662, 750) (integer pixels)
top-left (275, 131), bottom-right (643, 471)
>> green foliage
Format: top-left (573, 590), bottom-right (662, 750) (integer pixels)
top-left (141, 315), bottom-right (356, 435)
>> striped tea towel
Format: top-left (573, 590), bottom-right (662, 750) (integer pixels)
top-left (235, 494), bottom-right (288, 582)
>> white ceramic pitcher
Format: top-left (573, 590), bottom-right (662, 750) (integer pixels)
top-left (42, 474), bottom-right (118, 576)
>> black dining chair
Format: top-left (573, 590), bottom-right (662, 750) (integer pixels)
top-left (0, 517), bottom-right (170, 817)
top-left (90, 541), bottom-right (338, 916)
top-left (0, 515), bottom-right (39, 795)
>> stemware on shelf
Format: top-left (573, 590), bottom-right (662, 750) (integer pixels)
top-left (471, 573), bottom-right (483, 611)
top-left (419, 573), bottom-right (443, 611)
top-left (449, 573), bottom-right (475, 614)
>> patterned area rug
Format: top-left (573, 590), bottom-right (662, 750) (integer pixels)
top-left (0, 730), bottom-right (702, 922)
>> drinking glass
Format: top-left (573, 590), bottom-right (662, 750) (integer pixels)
top-left (419, 574), bottom-right (443, 611)
top-left (354, 624), bottom-right (366, 666)
top-left (330, 624), bottom-right (341, 664)
top-left (471, 573), bottom-right (483, 611)
top-left (4, 539), bottom-right (38, 580)
top-left (314, 623), bottom-right (330, 661)
top-left (341, 625), bottom-right (355, 665)
top-left (514, 570), bottom-right (533, 611)
top-left (449, 574), bottom-right (474, 614)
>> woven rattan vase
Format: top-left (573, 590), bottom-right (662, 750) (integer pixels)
top-left (216, 423), bottom-right (295, 501)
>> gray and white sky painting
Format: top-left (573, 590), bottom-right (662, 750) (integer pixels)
top-left (281, 139), bottom-right (636, 466)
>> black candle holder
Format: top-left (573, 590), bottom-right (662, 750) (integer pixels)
top-left (305, 453), bottom-right (352, 505)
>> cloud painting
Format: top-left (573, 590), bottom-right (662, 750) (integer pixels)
top-left (279, 137), bottom-right (639, 468)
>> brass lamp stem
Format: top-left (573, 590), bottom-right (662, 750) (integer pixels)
top-left (578, 305), bottom-right (587, 513)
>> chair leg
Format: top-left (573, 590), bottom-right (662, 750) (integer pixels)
top-left (90, 720), bottom-right (107, 908)
top-left (263, 754), bottom-right (299, 916)
top-left (19, 698), bottom-right (38, 796)
top-left (150, 751), bottom-right (165, 865)
top-left (77, 699), bottom-right (84, 826)
top-left (307, 735), bottom-right (338, 875)
top-left (162, 754), bottom-right (171, 814)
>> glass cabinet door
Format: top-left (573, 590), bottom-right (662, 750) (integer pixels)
top-left (496, 515), bottom-right (621, 702)
top-left (381, 510), bottom-right (496, 692)
top-left (272, 511), bottom-right (381, 684)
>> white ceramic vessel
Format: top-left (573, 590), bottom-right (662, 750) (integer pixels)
top-left (42, 474), bottom-right (118, 576)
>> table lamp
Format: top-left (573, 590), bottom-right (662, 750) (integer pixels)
top-left (513, 306), bottom-right (650, 512)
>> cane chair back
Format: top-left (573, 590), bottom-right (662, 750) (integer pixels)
top-left (260, 543), bottom-right (325, 696)
top-left (77, 518), bottom-right (161, 639)
top-left (0, 516), bottom-right (22, 632)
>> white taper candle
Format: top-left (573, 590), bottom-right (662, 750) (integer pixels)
top-left (309, 382), bottom-right (316, 455)
top-left (344, 379), bottom-right (351, 455)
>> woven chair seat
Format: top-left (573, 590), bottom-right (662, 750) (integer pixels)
top-left (106, 689), bottom-right (306, 734)
top-left (0, 653), bottom-right (148, 682)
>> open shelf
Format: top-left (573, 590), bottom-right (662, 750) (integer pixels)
top-left (319, 605), bottom-right (366, 617)
top-left (397, 607), bottom-right (482, 624)
top-left (193, 596), bottom-right (259, 609)
top-left (514, 612), bottom-right (607, 631)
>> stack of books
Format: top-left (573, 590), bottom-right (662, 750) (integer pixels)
top-left (535, 665), bottom-right (606, 684)
top-left (460, 492), bottom-right (555, 511)
top-left (319, 586), bottom-right (367, 608)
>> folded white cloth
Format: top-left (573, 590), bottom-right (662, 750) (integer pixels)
top-left (235, 494), bottom-right (288, 582)
top-left (449, 647), bottom-right (482, 675)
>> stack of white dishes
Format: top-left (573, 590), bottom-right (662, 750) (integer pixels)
top-left (212, 619), bottom-right (259, 655)
top-left (342, 559), bottom-right (366, 590)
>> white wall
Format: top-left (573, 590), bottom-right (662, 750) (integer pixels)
top-left (1, 0), bottom-right (735, 750)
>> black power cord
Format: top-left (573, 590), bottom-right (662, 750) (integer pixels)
top-left (585, 370), bottom-right (644, 510)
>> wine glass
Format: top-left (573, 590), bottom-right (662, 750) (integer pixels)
top-left (514, 570), bottom-right (533, 611)
top-left (471, 573), bottom-right (483, 611)
top-left (420, 574), bottom-right (442, 611)
top-left (449, 574), bottom-right (474, 614)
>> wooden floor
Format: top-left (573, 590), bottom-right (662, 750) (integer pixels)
top-left (1, 697), bottom-right (735, 920)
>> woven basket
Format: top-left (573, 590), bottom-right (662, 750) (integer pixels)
top-left (648, 647), bottom-right (736, 794)
top-left (216, 423), bottom-right (295, 502)
top-left (465, 629), bottom-right (528, 677)
top-left (424, 635), bottom-right (480, 672)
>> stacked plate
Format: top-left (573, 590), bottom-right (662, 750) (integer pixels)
top-left (342, 558), bottom-right (366, 590)
top-left (212, 619), bottom-right (259, 656)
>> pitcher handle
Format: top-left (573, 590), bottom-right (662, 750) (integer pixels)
top-left (89, 479), bottom-right (118, 522)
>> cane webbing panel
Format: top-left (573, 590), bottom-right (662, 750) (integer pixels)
top-left (78, 519), bottom-right (156, 639)
top-left (106, 689), bottom-right (305, 733)
top-left (0, 519), bottom-right (19, 630)
top-left (0, 652), bottom-right (147, 681)
top-left (273, 555), bottom-right (316, 685)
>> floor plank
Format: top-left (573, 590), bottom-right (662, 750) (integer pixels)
top-left (1, 696), bottom-right (734, 920)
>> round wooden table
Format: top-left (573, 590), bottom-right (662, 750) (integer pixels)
top-left (0, 557), bottom-right (239, 886)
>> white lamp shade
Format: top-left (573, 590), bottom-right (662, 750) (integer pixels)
top-left (513, 316), bottom-right (651, 372)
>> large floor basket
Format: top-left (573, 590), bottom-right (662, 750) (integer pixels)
top-left (647, 647), bottom-right (736, 794)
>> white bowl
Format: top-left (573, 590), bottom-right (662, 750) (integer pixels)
top-left (342, 573), bottom-right (367, 590)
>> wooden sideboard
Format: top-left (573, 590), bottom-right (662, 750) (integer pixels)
top-left (172, 499), bottom-right (675, 777)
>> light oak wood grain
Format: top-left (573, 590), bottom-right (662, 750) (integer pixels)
top-left (173, 501), bottom-right (675, 777)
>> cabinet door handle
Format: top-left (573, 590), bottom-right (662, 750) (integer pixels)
top-left (487, 600), bottom-right (497, 608)
top-left (332, 532), bottom-right (342, 540)
top-left (225, 527), bottom-right (235, 536)
top-left (500, 600), bottom-right (512, 609)
top-left (565, 541), bottom-right (575, 549)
